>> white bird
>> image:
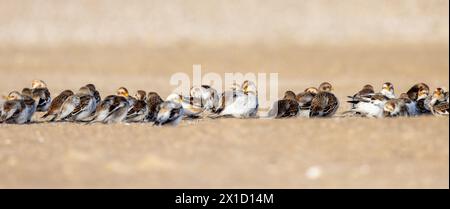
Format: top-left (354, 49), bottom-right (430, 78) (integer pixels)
top-left (154, 101), bottom-right (184, 126)
top-left (216, 80), bottom-right (258, 118)
top-left (166, 93), bottom-right (203, 118)
top-left (0, 92), bottom-right (30, 124)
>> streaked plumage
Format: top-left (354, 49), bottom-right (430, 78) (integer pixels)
top-left (267, 91), bottom-right (299, 118)
top-left (85, 84), bottom-right (101, 106)
top-left (189, 85), bottom-right (220, 112)
top-left (0, 92), bottom-right (29, 124)
top-left (126, 90), bottom-right (149, 122)
top-left (42, 90), bottom-right (74, 121)
top-left (310, 82), bottom-right (339, 117)
top-left (31, 80), bottom-right (51, 112)
top-left (146, 92), bottom-right (164, 122)
top-left (90, 95), bottom-right (130, 124)
top-left (295, 87), bottom-right (318, 117)
top-left (154, 101), bottom-right (184, 126)
top-left (383, 99), bottom-right (409, 117)
top-left (429, 88), bottom-right (449, 116)
top-left (166, 93), bottom-right (204, 118)
top-left (406, 83), bottom-right (429, 101)
top-left (59, 87), bottom-right (96, 121)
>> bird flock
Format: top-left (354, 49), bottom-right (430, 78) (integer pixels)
top-left (0, 80), bottom-right (448, 126)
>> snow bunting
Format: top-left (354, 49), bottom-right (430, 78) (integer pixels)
top-left (310, 82), bottom-right (339, 117)
top-left (85, 84), bottom-right (101, 106)
top-left (296, 87), bottom-right (318, 118)
top-left (380, 82), bottom-right (395, 99)
top-left (399, 93), bottom-right (419, 116)
top-left (429, 88), bottom-right (449, 116)
top-left (190, 85), bottom-right (220, 112)
top-left (20, 88), bottom-right (37, 122)
top-left (116, 87), bottom-right (135, 109)
top-left (90, 95), bottom-right (130, 124)
top-left (267, 91), bottom-right (299, 118)
top-left (146, 92), bottom-right (164, 122)
top-left (383, 99), bottom-right (409, 117)
top-left (126, 90), bottom-right (149, 122)
top-left (154, 101), bottom-right (184, 126)
top-left (216, 80), bottom-right (259, 118)
top-left (346, 93), bottom-right (389, 118)
top-left (166, 93), bottom-right (203, 118)
top-left (347, 84), bottom-right (375, 109)
top-left (406, 83), bottom-right (429, 101)
top-left (0, 92), bottom-right (28, 124)
top-left (31, 80), bottom-right (51, 112)
top-left (59, 87), bottom-right (96, 121)
top-left (41, 90), bottom-right (74, 121)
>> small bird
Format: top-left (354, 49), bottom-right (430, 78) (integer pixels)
top-left (216, 80), bottom-right (259, 118)
top-left (383, 99), bottom-right (409, 117)
top-left (380, 82), bottom-right (396, 99)
top-left (116, 87), bottom-right (134, 109)
top-left (189, 85), bottom-right (220, 112)
top-left (267, 91), bottom-right (299, 118)
top-left (0, 92), bottom-right (29, 124)
top-left (406, 83), bottom-right (429, 101)
top-left (89, 93), bottom-right (130, 124)
top-left (416, 89), bottom-right (433, 114)
top-left (399, 93), bottom-right (419, 116)
top-left (85, 84), bottom-right (101, 106)
top-left (59, 87), bottom-right (96, 121)
top-left (41, 90), bottom-right (74, 121)
top-left (31, 80), bottom-right (52, 112)
top-left (154, 101), bottom-right (184, 126)
top-left (345, 93), bottom-right (389, 118)
top-left (166, 93), bottom-right (204, 118)
top-left (429, 88), bottom-right (449, 116)
top-left (296, 87), bottom-right (318, 117)
top-left (310, 82), bottom-right (339, 117)
top-left (145, 92), bottom-right (164, 122)
top-left (347, 84), bottom-right (375, 109)
top-left (126, 90), bottom-right (149, 122)
top-left (20, 88), bottom-right (37, 122)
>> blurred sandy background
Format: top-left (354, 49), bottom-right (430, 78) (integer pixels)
top-left (0, 0), bottom-right (448, 188)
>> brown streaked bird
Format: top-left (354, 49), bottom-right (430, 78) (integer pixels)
top-left (347, 84), bottom-right (375, 109)
top-left (350, 84), bottom-right (375, 98)
top-left (0, 92), bottom-right (28, 124)
top-left (85, 84), bottom-right (101, 106)
top-left (30, 80), bottom-right (52, 112)
top-left (154, 101), bottom-right (184, 126)
top-left (406, 83), bottom-right (430, 101)
top-left (126, 90), bottom-right (149, 122)
top-left (267, 91), bottom-right (299, 118)
top-left (429, 87), bottom-right (449, 116)
top-left (59, 87), bottom-right (96, 121)
top-left (383, 99), bottom-right (409, 117)
top-left (310, 82), bottom-right (339, 117)
top-left (41, 90), bottom-right (74, 121)
top-left (89, 95), bottom-right (130, 124)
top-left (296, 87), bottom-right (318, 117)
top-left (146, 92), bottom-right (164, 122)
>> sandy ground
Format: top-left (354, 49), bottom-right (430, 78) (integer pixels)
top-left (0, 44), bottom-right (448, 188)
